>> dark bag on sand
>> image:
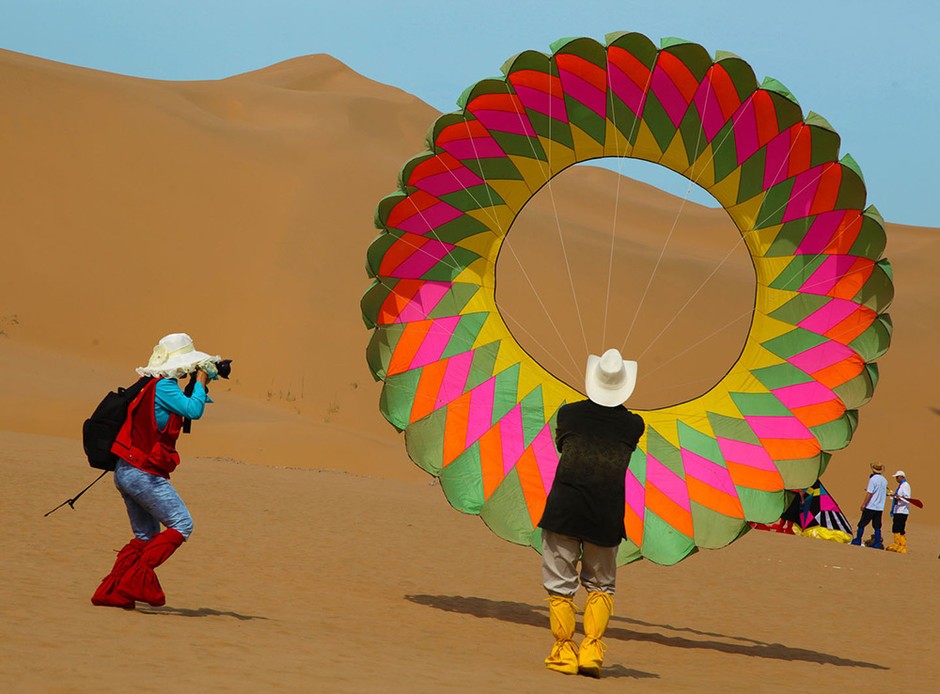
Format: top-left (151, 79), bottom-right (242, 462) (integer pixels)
top-left (82, 377), bottom-right (153, 471)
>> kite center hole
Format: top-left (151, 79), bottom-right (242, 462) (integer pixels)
top-left (495, 159), bottom-right (755, 410)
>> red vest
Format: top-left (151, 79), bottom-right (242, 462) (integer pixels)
top-left (111, 378), bottom-right (184, 479)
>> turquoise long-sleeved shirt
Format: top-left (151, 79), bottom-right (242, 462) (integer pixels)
top-left (154, 378), bottom-right (211, 430)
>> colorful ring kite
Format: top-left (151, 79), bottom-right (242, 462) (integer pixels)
top-left (361, 32), bottom-right (893, 565)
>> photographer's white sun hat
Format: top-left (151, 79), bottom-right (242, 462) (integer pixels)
top-left (136, 333), bottom-right (220, 378)
top-left (585, 348), bottom-right (638, 407)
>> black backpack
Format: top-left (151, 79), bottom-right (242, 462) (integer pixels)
top-left (82, 377), bottom-right (153, 471)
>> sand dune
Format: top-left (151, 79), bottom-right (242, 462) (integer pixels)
top-left (1, 49), bottom-right (938, 691)
top-left (3, 431), bottom-right (938, 692)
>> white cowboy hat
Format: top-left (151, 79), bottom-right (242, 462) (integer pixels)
top-left (136, 333), bottom-right (220, 378)
top-left (893, 470), bottom-right (906, 478)
top-left (585, 348), bottom-right (638, 407)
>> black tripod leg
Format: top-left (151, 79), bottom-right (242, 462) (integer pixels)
top-left (44, 470), bottom-right (109, 517)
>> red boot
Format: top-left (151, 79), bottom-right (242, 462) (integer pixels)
top-left (91, 538), bottom-right (149, 608)
top-left (116, 528), bottom-right (185, 606)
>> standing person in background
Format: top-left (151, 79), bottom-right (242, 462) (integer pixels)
top-left (537, 348), bottom-right (645, 678)
top-left (850, 462), bottom-right (888, 549)
top-left (886, 471), bottom-right (912, 554)
top-left (91, 333), bottom-right (226, 609)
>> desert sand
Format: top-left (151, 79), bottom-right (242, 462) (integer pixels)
top-left (1, 49), bottom-right (937, 692)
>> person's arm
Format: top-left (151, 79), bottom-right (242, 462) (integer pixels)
top-left (895, 482), bottom-right (911, 511)
top-left (634, 413), bottom-right (646, 441)
top-left (554, 405), bottom-right (573, 452)
top-left (155, 376), bottom-right (209, 421)
top-left (860, 476), bottom-right (878, 511)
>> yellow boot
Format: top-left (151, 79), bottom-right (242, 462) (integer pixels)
top-left (898, 534), bottom-right (907, 554)
top-left (578, 591), bottom-right (613, 678)
top-left (886, 533), bottom-right (901, 552)
top-left (545, 595), bottom-right (579, 675)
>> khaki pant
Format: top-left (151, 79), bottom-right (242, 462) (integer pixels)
top-left (541, 530), bottom-right (617, 597)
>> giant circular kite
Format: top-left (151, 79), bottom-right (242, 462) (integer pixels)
top-left (361, 32), bottom-right (893, 565)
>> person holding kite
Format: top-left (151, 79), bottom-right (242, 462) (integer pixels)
top-left (91, 333), bottom-right (224, 609)
top-left (537, 349), bottom-right (645, 677)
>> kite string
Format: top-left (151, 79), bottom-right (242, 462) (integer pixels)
top-left (632, 119), bottom-right (817, 361)
top-left (544, 150), bottom-right (591, 360)
top-left (376, 230), bottom-right (463, 273)
top-left (620, 62), bottom-right (715, 355)
top-left (635, 164), bottom-right (828, 361)
top-left (500, 307), bottom-right (582, 384)
top-left (443, 119), bottom-right (573, 364)
top-left (371, 100), bottom-right (586, 380)
top-left (464, 120), bottom-right (502, 220)
top-left (368, 280), bottom-right (583, 388)
top-left (442, 122), bottom-right (506, 235)
top-left (389, 120), bottom-right (519, 276)
top-left (372, 260), bottom-right (875, 396)
top-left (637, 309), bottom-right (753, 382)
top-left (464, 99), bottom-right (585, 375)
top-left (620, 195), bottom-right (691, 357)
top-left (771, 164), bottom-right (869, 296)
top-left (370, 124), bottom-right (506, 299)
top-left (636, 260), bottom-right (883, 392)
top-left (602, 62), bottom-right (654, 350)
top-left (383, 66), bottom-right (862, 395)
top-left (498, 242), bottom-right (584, 372)
top-left (515, 81), bottom-right (592, 361)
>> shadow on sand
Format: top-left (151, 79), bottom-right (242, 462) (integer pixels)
top-left (405, 594), bottom-right (887, 671)
top-left (137, 605), bottom-right (268, 621)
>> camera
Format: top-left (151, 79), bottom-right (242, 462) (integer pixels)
top-left (181, 358), bottom-right (233, 434)
top-left (215, 359), bottom-right (233, 379)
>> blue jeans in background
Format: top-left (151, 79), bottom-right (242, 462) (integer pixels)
top-left (113, 459), bottom-right (193, 541)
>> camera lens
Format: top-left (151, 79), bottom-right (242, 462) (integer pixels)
top-left (217, 359), bottom-right (233, 379)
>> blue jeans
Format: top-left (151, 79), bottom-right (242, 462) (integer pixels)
top-left (114, 459), bottom-right (193, 541)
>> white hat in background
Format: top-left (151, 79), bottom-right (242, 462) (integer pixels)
top-left (136, 333), bottom-right (219, 378)
top-left (893, 470), bottom-right (906, 478)
top-left (585, 348), bottom-right (638, 407)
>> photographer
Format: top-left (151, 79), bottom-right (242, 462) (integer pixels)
top-left (91, 333), bottom-right (228, 609)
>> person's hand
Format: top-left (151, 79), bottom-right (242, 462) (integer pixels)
top-left (201, 361), bottom-right (220, 380)
top-left (195, 369), bottom-right (210, 386)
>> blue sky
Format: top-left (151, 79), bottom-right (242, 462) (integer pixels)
top-left (1, 0), bottom-right (937, 226)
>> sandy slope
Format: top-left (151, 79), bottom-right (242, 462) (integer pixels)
top-left (1, 49), bottom-right (938, 691)
top-left (3, 431), bottom-right (938, 693)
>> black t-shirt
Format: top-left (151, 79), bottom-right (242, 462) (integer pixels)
top-left (538, 399), bottom-right (645, 547)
